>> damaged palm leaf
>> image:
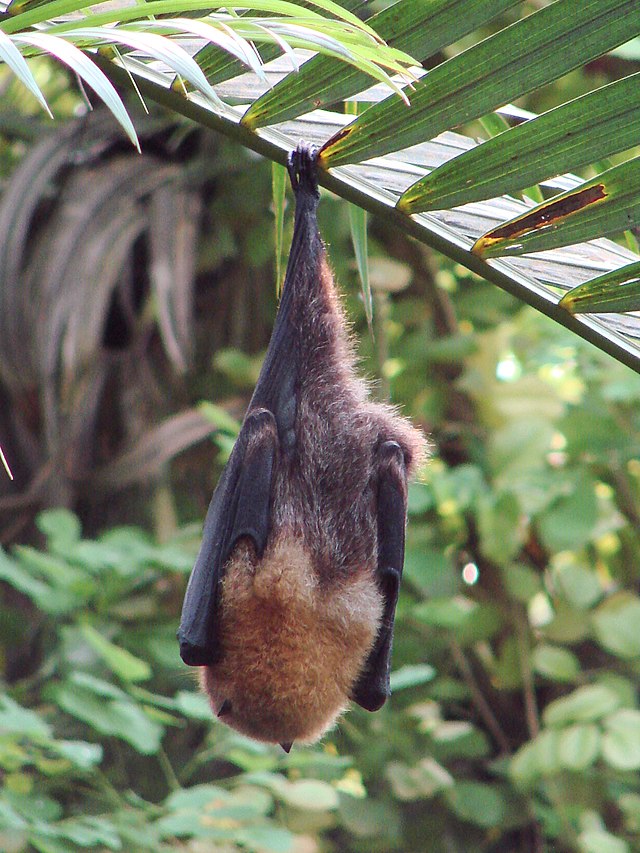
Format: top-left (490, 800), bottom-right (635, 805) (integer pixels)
top-left (399, 73), bottom-right (640, 214)
top-left (473, 158), bottom-right (640, 259)
top-left (0, 114), bottom-right (205, 511)
top-left (560, 262), bottom-right (640, 315)
top-left (3, 0), bottom-right (640, 374)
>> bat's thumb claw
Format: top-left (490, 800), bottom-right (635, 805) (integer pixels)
top-left (280, 741), bottom-right (293, 753)
top-left (217, 699), bottom-right (232, 718)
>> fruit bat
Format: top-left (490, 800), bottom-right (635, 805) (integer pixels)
top-left (178, 143), bottom-right (426, 750)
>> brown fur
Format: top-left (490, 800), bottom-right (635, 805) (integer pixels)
top-left (202, 536), bottom-right (383, 743)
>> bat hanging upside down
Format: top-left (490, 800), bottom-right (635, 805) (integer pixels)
top-left (178, 143), bottom-right (427, 751)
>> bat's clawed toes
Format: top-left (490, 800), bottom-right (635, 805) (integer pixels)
top-left (217, 699), bottom-right (233, 718)
top-left (280, 741), bottom-right (293, 754)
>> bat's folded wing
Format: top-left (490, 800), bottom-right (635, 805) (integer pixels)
top-left (351, 441), bottom-right (407, 712)
top-left (178, 409), bottom-right (278, 666)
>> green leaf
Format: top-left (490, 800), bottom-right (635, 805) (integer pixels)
top-left (474, 156), bottom-right (640, 258)
top-left (476, 491), bottom-right (523, 565)
top-left (557, 724), bottom-right (600, 771)
top-left (242, 0), bottom-right (520, 128)
top-left (66, 27), bottom-right (223, 108)
top-left (543, 684), bottom-right (621, 727)
top-left (11, 32), bottom-right (139, 150)
top-left (348, 202), bottom-right (372, 329)
top-left (51, 740), bottom-right (103, 770)
top-left (560, 260), bottom-right (640, 314)
top-left (591, 593), bottom-right (640, 659)
top-left (0, 548), bottom-right (77, 613)
top-left (501, 563), bottom-right (542, 604)
top-left (278, 779), bottom-right (339, 811)
top-left (272, 161), bottom-right (287, 294)
top-left (36, 509), bottom-right (82, 552)
top-left (602, 710), bottom-right (640, 770)
top-left (390, 664), bottom-right (436, 692)
top-left (165, 784), bottom-right (231, 812)
top-left (386, 758), bottom-right (453, 801)
top-left (320, 0), bottom-right (640, 166)
top-left (400, 72), bottom-right (640, 212)
top-left (530, 728), bottom-right (562, 776)
top-left (236, 825), bottom-right (294, 853)
top-left (174, 690), bottom-right (213, 721)
top-left (510, 740), bottom-right (540, 786)
top-left (445, 781), bottom-right (506, 828)
top-left (536, 472), bottom-right (599, 553)
top-left (532, 645), bottom-right (580, 683)
top-left (52, 683), bottom-right (163, 754)
top-left (553, 559), bottom-right (602, 611)
top-left (80, 624), bottom-right (152, 682)
top-left (48, 816), bottom-right (122, 850)
top-left (0, 696), bottom-right (52, 739)
top-left (578, 829), bottom-right (630, 853)
top-left (3, 0), bottom-right (373, 34)
top-left (13, 546), bottom-right (87, 589)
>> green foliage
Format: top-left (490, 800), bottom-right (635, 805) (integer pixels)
top-left (2, 250), bottom-right (640, 850)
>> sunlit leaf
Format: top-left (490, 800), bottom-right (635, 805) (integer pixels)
top-left (65, 27), bottom-right (224, 107)
top-left (11, 32), bottom-right (139, 149)
top-left (543, 684), bottom-right (621, 727)
top-left (242, 0), bottom-right (519, 128)
top-left (400, 72), bottom-right (640, 213)
top-left (0, 27), bottom-right (51, 115)
top-left (560, 261), bottom-right (640, 314)
top-left (80, 624), bottom-right (152, 682)
top-left (320, 0), bottom-right (640, 166)
top-left (2, 0), bottom-right (377, 36)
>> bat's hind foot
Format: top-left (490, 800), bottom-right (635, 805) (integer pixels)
top-left (287, 143), bottom-right (320, 198)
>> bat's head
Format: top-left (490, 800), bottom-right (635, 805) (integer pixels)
top-left (200, 536), bottom-right (383, 747)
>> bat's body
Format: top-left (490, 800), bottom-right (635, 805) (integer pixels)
top-left (179, 145), bottom-right (426, 747)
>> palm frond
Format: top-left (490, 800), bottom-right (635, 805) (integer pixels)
top-left (1, 0), bottom-right (640, 371)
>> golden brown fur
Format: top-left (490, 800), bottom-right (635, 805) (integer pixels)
top-left (202, 536), bottom-right (383, 743)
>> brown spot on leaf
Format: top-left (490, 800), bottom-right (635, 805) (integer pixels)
top-left (318, 125), bottom-right (353, 164)
top-left (480, 184), bottom-right (608, 247)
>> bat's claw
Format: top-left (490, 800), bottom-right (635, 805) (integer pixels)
top-left (280, 741), bottom-right (293, 753)
top-left (217, 699), bottom-right (232, 718)
top-left (287, 143), bottom-right (320, 198)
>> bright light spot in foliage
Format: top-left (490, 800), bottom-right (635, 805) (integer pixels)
top-left (462, 562), bottom-right (479, 585)
top-left (529, 592), bottom-right (554, 628)
top-left (496, 352), bottom-right (521, 381)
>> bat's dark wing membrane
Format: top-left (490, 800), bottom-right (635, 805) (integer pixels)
top-left (178, 146), bottom-right (322, 666)
top-left (178, 409), bottom-right (278, 665)
top-left (351, 441), bottom-right (407, 712)
top-left (178, 147), bottom-right (321, 667)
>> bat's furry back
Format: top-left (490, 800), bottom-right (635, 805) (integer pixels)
top-left (191, 145), bottom-right (427, 746)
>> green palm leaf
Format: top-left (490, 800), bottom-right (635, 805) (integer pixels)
top-left (0, 0), bottom-right (639, 372)
top-left (400, 73), bottom-right (640, 213)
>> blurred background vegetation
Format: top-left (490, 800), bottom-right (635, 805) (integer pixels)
top-left (1, 8), bottom-right (640, 853)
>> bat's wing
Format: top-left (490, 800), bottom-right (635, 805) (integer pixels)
top-left (178, 408), bottom-right (278, 666)
top-left (178, 146), bottom-right (319, 668)
top-left (351, 441), bottom-right (407, 712)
